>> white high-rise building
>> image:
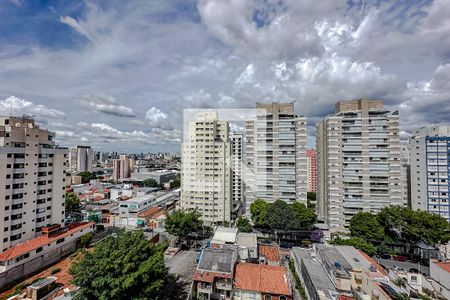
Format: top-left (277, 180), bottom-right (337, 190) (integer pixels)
top-left (400, 142), bottom-right (411, 207)
top-left (230, 133), bottom-right (243, 217)
top-left (244, 102), bottom-right (307, 212)
top-left (409, 125), bottom-right (450, 221)
top-left (69, 145), bottom-right (94, 173)
top-left (316, 99), bottom-right (402, 233)
top-left (180, 112), bottom-right (232, 224)
top-left (0, 116), bottom-right (68, 251)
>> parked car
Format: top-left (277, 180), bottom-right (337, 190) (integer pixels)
top-left (393, 255), bottom-right (407, 262)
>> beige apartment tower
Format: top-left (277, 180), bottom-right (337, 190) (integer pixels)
top-left (180, 112), bottom-right (232, 224)
top-left (244, 102), bottom-right (308, 212)
top-left (316, 99), bottom-right (402, 233)
top-left (0, 116), bottom-right (68, 251)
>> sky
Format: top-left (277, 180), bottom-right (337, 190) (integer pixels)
top-left (0, 0), bottom-right (449, 153)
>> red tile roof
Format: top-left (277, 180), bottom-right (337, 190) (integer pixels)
top-left (120, 195), bottom-right (130, 200)
top-left (234, 263), bottom-right (291, 296)
top-left (339, 295), bottom-right (354, 300)
top-left (259, 244), bottom-right (280, 262)
top-left (193, 270), bottom-right (233, 283)
top-left (137, 207), bottom-right (161, 218)
top-left (435, 260), bottom-right (450, 273)
top-left (0, 222), bottom-right (95, 261)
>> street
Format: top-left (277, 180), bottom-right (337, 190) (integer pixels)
top-left (377, 258), bottom-right (430, 276)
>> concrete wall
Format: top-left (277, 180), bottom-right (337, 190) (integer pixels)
top-left (0, 240), bottom-right (76, 289)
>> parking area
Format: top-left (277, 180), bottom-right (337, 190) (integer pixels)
top-left (377, 258), bottom-right (430, 276)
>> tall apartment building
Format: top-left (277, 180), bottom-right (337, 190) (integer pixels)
top-left (244, 102), bottom-right (307, 213)
top-left (180, 112), bottom-right (232, 224)
top-left (409, 125), bottom-right (450, 221)
top-left (68, 145), bottom-right (94, 173)
top-left (230, 133), bottom-right (243, 217)
top-left (400, 142), bottom-right (411, 207)
top-left (316, 99), bottom-right (402, 233)
top-left (306, 149), bottom-right (317, 192)
top-left (112, 155), bottom-right (133, 182)
top-left (0, 116), bottom-right (67, 251)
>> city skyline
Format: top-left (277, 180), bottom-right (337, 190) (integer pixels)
top-left (0, 0), bottom-right (449, 152)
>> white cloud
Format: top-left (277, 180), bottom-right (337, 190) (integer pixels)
top-left (145, 107), bottom-right (173, 130)
top-left (0, 96), bottom-right (65, 119)
top-left (78, 94), bottom-right (135, 117)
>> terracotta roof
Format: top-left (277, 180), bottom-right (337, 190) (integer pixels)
top-left (259, 244), bottom-right (280, 262)
top-left (339, 295), bottom-right (354, 300)
top-left (193, 270), bottom-right (233, 283)
top-left (103, 189), bottom-right (110, 193)
top-left (435, 261), bottom-right (450, 273)
top-left (0, 222), bottom-right (95, 261)
top-left (93, 195), bottom-right (104, 201)
top-left (358, 250), bottom-right (387, 275)
top-left (120, 195), bottom-right (130, 200)
top-left (234, 263), bottom-right (291, 296)
top-left (137, 207), bottom-right (161, 218)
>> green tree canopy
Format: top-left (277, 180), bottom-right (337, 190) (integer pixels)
top-left (290, 202), bottom-right (317, 230)
top-left (250, 199), bottom-right (270, 227)
top-left (349, 212), bottom-right (385, 241)
top-left (307, 192), bottom-right (316, 201)
top-left (331, 237), bottom-right (377, 256)
top-left (376, 206), bottom-right (450, 245)
top-left (65, 192), bottom-right (81, 212)
top-left (70, 230), bottom-right (170, 300)
top-left (143, 178), bottom-right (159, 188)
top-left (236, 216), bottom-right (252, 233)
top-left (77, 171), bottom-right (97, 183)
top-left (266, 200), bottom-right (294, 230)
top-left (165, 210), bottom-right (203, 239)
top-left (170, 175), bottom-right (180, 189)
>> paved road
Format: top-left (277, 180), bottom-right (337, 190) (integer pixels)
top-left (376, 258), bottom-right (429, 276)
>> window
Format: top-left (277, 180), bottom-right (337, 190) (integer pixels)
top-left (36, 247), bottom-right (43, 253)
top-left (56, 238), bottom-right (65, 244)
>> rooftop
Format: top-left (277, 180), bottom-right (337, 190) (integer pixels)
top-left (316, 244), bottom-right (352, 278)
top-left (292, 248), bottom-right (337, 298)
top-left (197, 248), bottom-right (237, 274)
top-left (0, 222), bottom-right (94, 261)
top-left (234, 263), bottom-right (291, 296)
top-left (28, 276), bottom-right (57, 290)
top-left (258, 244), bottom-right (280, 262)
top-left (211, 226), bottom-right (238, 244)
top-left (236, 233), bottom-right (257, 248)
top-left (137, 206), bottom-right (161, 218)
top-left (434, 260), bottom-right (450, 273)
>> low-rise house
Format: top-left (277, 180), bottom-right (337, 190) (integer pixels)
top-left (210, 227), bottom-right (238, 248)
top-left (0, 222), bottom-right (95, 287)
top-left (259, 244), bottom-right (281, 266)
top-left (292, 247), bottom-right (338, 300)
top-left (236, 233), bottom-right (258, 263)
top-left (412, 239), bottom-right (439, 261)
top-left (315, 244), bottom-right (352, 293)
top-left (233, 263), bottom-right (292, 300)
top-left (429, 259), bottom-right (450, 299)
top-left (194, 248), bottom-right (238, 300)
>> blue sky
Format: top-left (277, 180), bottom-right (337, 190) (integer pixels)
top-left (0, 0), bottom-right (449, 152)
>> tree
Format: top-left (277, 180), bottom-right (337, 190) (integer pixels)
top-left (331, 237), bottom-right (377, 256)
top-left (165, 210), bottom-right (203, 240)
top-left (65, 192), bottom-right (81, 212)
top-left (170, 175), bottom-right (180, 189)
top-left (236, 216), bottom-right (252, 233)
top-left (307, 192), bottom-right (316, 201)
top-left (250, 199), bottom-right (270, 228)
top-left (70, 230), bottom-right (170, 300)
top-left (291, 202), bottom-right (317, 230)
top-left (143, 178), bottom-right (159, 188)
top-left (266, 200), bottom-right (294, 230)
top-left (349, 212), bottom-right (385, 241)
top-left (377, 206), bottom-right (450, 245)
top-left (77, 171), bottom-right (97, 183)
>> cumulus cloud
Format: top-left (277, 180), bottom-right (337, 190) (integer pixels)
top-left (0, 96), bottom-right (65, 119)
top-left (145, 107), bottom-right (173, 130)
top-left (78, 94), bottom-right (135, 117)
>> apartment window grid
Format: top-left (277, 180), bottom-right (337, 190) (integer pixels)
top-left (425, 137), bottom-right (450, 220)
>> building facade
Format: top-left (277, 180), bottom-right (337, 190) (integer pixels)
top-left (316, 99), bottom-right (402, 233)
top-left (230, 133), bottom-right (243, 218)
top-left (409, 125), bottom-right (450, 221)
top-left (0, 116), bottom-right (68, 251)
top-left (306, 149), bottom-right (317, 192)
top-left (68, 145), bottom-right (94, 173)
top-left (180, 112), bottom-right (232, 224)
top-left (400, 142), bottom-right (411, 207)
top-left (244, 102), bottom-right (307, 213)
top-left (112, 155), bottom-right (133, 182)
